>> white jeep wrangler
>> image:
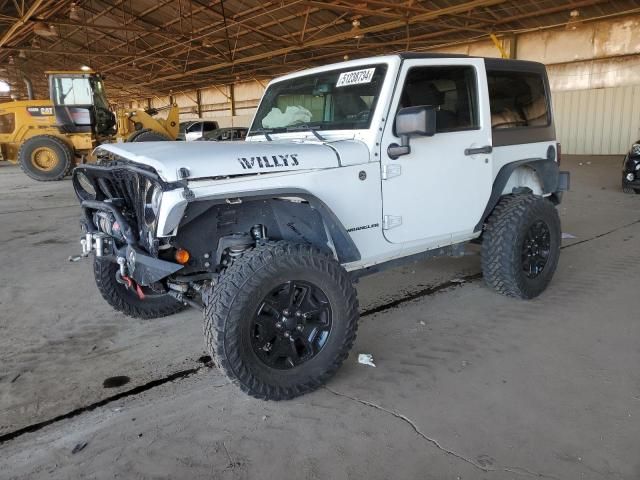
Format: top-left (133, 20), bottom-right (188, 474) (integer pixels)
top-left (73, 53), bottom-right (570, 400)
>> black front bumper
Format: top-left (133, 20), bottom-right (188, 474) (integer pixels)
top-left (74, 164), bottom-right (184, 286)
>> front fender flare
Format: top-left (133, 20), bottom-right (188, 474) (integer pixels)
top-left (176, 187), bottom-right (361, 264)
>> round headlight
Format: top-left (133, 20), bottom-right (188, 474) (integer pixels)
top-left (144, 181), bottom-right (162, 225)
top-left (632, 144), bottom-right (640, 156)
top-left (76, 171), bottom-right (96, 199)
top-left (151, 186), bottom-right (162, 214)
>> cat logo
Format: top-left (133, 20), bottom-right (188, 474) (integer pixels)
top-left (26, 106), bottom-right (53, 117)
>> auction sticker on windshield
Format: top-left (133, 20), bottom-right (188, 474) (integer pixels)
top-left (336, 68), bottom-right (375, 87)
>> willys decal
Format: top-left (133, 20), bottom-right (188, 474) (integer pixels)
top-left (237, 154), bottom-right (299, 170)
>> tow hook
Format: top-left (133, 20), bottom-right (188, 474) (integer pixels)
top-left (116, 272), bottom-right (145, 300)
top-left (115, 256), bottom-right (145, 300)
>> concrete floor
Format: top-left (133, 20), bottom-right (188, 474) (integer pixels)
top-left (0, 155), bottom-right (638, 479)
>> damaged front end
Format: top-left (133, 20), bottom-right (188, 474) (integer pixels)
top-left (72, 162), bottom-right (206, 308)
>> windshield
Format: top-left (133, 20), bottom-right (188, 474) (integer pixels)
top-left (249, 63), bottom-right (388, 135)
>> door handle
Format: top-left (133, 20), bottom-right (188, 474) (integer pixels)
top-left (464, 145), bottom-right (492, 156)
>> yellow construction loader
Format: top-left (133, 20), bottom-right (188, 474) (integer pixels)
top-left (0, 70), bottom-right (179, 181)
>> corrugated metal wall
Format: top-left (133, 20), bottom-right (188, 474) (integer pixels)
top-left (553, 85), bottom-right (640, 155)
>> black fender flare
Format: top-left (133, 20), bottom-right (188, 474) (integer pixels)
top-left (182, 188), bottom-right (361, 264)
top-left (474, 158), bottom-right (560, 232)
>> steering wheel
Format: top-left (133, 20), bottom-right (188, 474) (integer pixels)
top-left (355, 110), bottom-right (370, 122)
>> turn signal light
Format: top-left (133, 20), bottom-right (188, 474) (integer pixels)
top-left (175, 248), bottom-right (190, 265)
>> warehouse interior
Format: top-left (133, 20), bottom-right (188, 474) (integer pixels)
top-left (1, 1), bottom-right (639, 479)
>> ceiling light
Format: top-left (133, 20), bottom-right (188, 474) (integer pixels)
top-left (566, 9), bottom-right (581, 30)
top-left (351, 18), bottom-right (364, 39)
top-left (80, 65), bottom-right (91, 71)
top-left (69, 2), bottom-right (82, 22)
top-left (18, 50), bottom-right (26, 59)
top-left (33, 22), bottom-right (58, 37)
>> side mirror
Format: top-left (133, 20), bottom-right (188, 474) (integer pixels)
top-left (388, 105), bottom-right (437, 159)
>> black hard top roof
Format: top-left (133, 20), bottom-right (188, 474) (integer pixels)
top-left (397, 52), bottom-right (546, 71)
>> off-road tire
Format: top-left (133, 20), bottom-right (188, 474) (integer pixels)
top-left (481, 194), bottom-right (561, 299)
top-left (622, 186), bottom-right (640, 194)
top-left (127, 128), bottom-right (171, 142)
top-left (18, 135), bottom-right (73, 181)
top-left (93, 258), bottom-right (186, 319)
top-left (203, 241), bottom-right (359, 400)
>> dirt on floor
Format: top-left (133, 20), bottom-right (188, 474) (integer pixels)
top-left (0, 155), bottom-right (639, 479)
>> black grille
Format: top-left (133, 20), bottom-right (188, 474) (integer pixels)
top-left (86, 168), bottom-right (153, 253)
top-left (73, 161), bottom-right (164, 255)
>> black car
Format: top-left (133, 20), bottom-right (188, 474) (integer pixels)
top-left (622, 140), bottom-right (640, 194)
top-left (198, 127), bottom-right (248, 141)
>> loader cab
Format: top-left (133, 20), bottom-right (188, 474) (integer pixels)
top-left (48, 71), bottom-right (116, 137)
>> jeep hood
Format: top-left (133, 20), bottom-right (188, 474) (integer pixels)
top-left (96, 140), bottom-right (368, 183)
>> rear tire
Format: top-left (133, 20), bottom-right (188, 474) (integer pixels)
top-left (93, 258), bottom-right (186, 319)
top-left (127, 128), bottom-right (171, 142)
top-left (203, 241), bottom-right (359, 400)
top-left (481, 194), bottom-right (561, 299)
top-left (18, 135), bottom-right (73, 181)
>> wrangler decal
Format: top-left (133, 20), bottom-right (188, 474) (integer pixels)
top-left (347, 223), bottom-right (379, 233)
top-left (237, 153), bottom-right (299, 169)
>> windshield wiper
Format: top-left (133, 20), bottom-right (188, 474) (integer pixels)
top-left (286, 123), bottom-right (325, 141)
top-left (251, 128), bottom-right (273, 141)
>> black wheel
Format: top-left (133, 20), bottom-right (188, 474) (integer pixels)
top-left (622, 186), bottom-right (640, 194)
top-left (18, 135), bottom-right (73, 181)
top-left (203, 241), bottom-right (359, 400)
top-left (481, 194), bottom-right (561, 299)
top-left (127, 128), bottom-right (171, 142)
top-left (93, 258), bottom-right (186, 319)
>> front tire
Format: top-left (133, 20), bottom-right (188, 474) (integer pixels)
top-left (18, 135), bottom-right (73, 181)
top-left (481, 194), bottom-right (561, 299)
top-left (93, 258), bottom-right (186, 319)
top-left (203, 241), bottom-right (359, 400)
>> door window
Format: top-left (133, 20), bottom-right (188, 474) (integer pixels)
top-left (186, 122), bottom-right (202, 133)
top-left (398, 66), bottom-right (479, 133)
top-left (202, 121), bottom-right (217, 132)
top-left (52, 77), bottom-right (93, 105)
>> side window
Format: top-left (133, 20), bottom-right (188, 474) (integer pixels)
top-left (203, 122), bottom-right (217, 132)
top-left (399, 66), bottom-right (479, 133)
top-left (0, 113), bottom-right (15, 134)
top-left (487, 71), bottom-right (549, 129)
top-left (186, 122), bottom-right (201, 133)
